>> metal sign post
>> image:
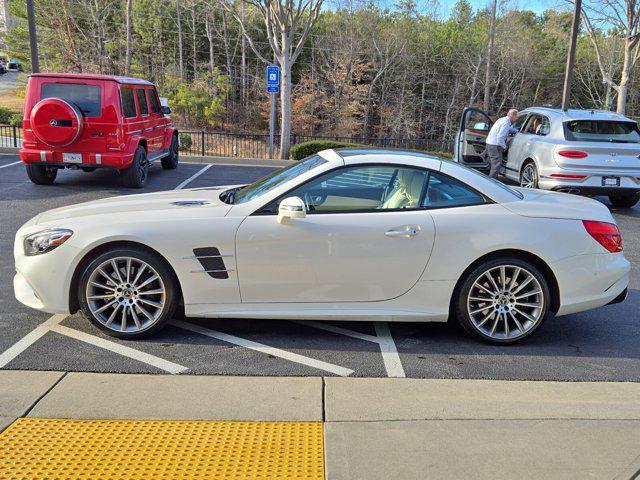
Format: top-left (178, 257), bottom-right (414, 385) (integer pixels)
top-left (266, 65), bottom-right (280, 159)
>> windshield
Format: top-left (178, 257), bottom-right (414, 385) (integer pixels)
top-left (564, 120), bottom-right (640, 143)
top-left (224, 155), bottom-right (328, 205)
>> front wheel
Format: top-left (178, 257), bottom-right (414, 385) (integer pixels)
top-left (26, 164), bottom-right (57, 185)
top-left (78, 247), bottom-right (178, 339)
top-left (609, 194), bottom-right (639, 209)
top-left (454, 258), bottom-right (550, 345)
top-left (161, 135), bottom-right (179, 170)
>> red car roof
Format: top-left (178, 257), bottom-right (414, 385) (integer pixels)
top-left (28, 72), bottom-right (154, 86)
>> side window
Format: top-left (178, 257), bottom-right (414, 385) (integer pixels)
top-left (282, 165), bottom-right (428, 213)
top-left (422, 172), bottom-right (485, 209)
top-left (149, 89), bottom-right (161, 114)
top-left (136, 88), bottom-right (149, 115)
top-left (120, 87), bottom-right (137, 118)
top-left (464, 110), bottom-right (491, 132)
top-left (513, 114), bottom-right (528, 131)
top-left (524, 115), bottom-right (550, 136)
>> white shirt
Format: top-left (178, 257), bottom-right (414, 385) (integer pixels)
top-left (486, 116), bottom-right (519, 149)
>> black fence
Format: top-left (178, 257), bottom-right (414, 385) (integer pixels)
top-left (178, 130), bottom-right (452, 159)
top-left (0, 125), bottom-right (451, 159)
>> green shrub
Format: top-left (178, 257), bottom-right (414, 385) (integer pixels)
top-left (0, 106), bottom-right (21, 126)
top-left (178, 132), bottom-right (193, 152)
top-left (289, 140), bottom-right (360, 160)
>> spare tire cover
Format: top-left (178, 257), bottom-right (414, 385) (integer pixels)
top-left (30, 97), bottom-right (84, 147)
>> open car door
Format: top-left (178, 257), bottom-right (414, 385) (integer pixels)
top-left (454, 107), bottom-right (493, 170)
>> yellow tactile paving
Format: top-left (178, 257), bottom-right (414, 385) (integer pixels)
top-left (0, 418), bottom-right (324, 479)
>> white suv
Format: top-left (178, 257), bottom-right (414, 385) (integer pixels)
top-left (455, 107), bottom-right (640, 208)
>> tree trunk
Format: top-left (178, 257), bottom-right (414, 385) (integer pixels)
top-left (221, 10), bottom-right (235, 93)
top-left (483, 0), bottom-right (497, 113)
top-left (177, 0), bottom-right (184, 79)
top-left (616, 38), bottom-right (632, 114)
top-left (124, 0), bottom-right (132, 75)
top-left (192, 4), bottom-right (197, 79)
top-left (205, 14), bottom-right (216, 91)
top-left (279, 52), bottom-right (292, 159)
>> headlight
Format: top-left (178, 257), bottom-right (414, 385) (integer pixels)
top-left (24, 229), bottom-right (73, 256)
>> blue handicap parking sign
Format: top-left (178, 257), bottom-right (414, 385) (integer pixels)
top-left (266, 65), bottom-right (280, 86)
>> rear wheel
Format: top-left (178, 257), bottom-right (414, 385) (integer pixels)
top-left (121, 146), bottom-right (148, 188)
top-left (26, 164), bottom-right (57, 185)
top-left (454, 258), bottom-right (550, 345)
top-left (519, 162), bottom-right (538, 189)
top-left (161, 135), bottom-right (179, 170)
top-left (78, 247), bottom-right (178, 339)
top-left (609, 194), bottom-right (639, 209)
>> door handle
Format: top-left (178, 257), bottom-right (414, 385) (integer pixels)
top-left (385, 225), bottom-right (421, 238)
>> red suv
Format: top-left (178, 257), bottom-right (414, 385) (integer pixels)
top-left (20, 73), bottom-right (179, 188)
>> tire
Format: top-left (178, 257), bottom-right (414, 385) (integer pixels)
top-left (454, 257), bottom-right (551, 345)
top-left (26, 164), bottom-right (57, 185)
top-left (121, 146), bottom-right (148, 188)
top-left (519, 162), bottom-right (538, 189)
top-left (78, 247), bottom-right (178, 339)
top-left (609, 194), bottom-right (639, 209)
top-left (161, 135), bottom-right (179, 170)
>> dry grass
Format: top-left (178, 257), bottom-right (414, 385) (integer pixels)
top-left (0, 88), bottom-right (24, 111)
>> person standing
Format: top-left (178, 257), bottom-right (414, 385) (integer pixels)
top-left (485, 108), bottom-right (519, 179)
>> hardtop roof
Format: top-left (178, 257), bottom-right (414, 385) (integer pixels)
top-left (29, 72), bottom-right (154, 86)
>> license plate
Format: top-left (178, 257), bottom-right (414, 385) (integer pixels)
top-left (602, 176), bottom-right (620, 187)
top-left (62, 153), bottom-right (82, 163)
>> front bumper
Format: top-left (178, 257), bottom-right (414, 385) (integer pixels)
top-left (19, 149), bottom-right (134, 170)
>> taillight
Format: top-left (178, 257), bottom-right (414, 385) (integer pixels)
top-left (558, 150), bottom-right (588, 159)
top-left (550, 173), bottom-right (587, 179)
top-left (583, 220), bottom-right (622, 253)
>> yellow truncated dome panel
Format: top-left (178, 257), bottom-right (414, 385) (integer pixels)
top-left (0, 418), bottom-right (324, 479)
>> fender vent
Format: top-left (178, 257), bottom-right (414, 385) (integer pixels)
top-left (193, 247), bottom-right (229, 279)
top-left (171, 200), bottom-right (210, 207)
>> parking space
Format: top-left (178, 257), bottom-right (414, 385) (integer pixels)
top-left (1, 155), bottom-right (639, 380)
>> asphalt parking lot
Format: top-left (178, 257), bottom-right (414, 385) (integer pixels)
top-left (1, 154), bottom-right (639, 380)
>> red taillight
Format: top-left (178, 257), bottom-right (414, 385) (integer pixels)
top-left (558, 150), bottom-right (588, 159)
top-left (583, 220), bottom-right (622, 253)
top-left (550, 173), bottom-right (587, 179)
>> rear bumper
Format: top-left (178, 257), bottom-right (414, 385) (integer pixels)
top-left (552, 253), bottom-right (630, 316)
top-left (19, 149), bottom-right (134, 169)
top-left (537, 166), bottom-right (640, 196)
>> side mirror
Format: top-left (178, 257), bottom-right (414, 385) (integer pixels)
top-left (277, 196), bottom-right (306, 224)
top-left (162, 106), bottom-right (171, 115)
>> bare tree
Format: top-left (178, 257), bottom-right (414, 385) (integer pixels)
top-left (225, 0), bottom-right (324, 159)
top-left (177, 0), bottom-right (184, 79)
top-left (483, 0), bottom-right (497, 113)
top-left (124, 0), bottom-right (132, 75)
top-left (580, 0), bottom-right (640, 114)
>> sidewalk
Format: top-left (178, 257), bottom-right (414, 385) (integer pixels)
top-left (1, 370), bottom-right (639, 479)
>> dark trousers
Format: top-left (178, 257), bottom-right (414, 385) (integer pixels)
top-left (486, 144), bottom-right (505, 179)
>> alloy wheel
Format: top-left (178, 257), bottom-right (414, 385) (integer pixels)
top-left (520, 164), bottom-right (537, 188)
top-left (466, 265), bottom-right (544, 341)
top-left (138, 155), bottom-right (148, 183)
top-left (85, 256), bottom-right (166, 333)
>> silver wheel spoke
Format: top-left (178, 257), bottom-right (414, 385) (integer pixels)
top-left (86, 256), bottom-right (166, 334)
top-left (467, 264), bottom-right (544, 340)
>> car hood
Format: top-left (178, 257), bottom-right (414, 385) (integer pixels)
top-left (503, 188), bottom-right (615, 222)
top-left (35, 186), bottom-right (237, 224)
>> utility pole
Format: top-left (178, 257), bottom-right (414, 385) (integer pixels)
top-left (483, 0), bottom-right (497, 114)
top-left (561, 0), bottom-right (582, 111)
top-left (604, 36), bottom-right (618, 110)
top-left (26, 0), bottom-right (39, 73)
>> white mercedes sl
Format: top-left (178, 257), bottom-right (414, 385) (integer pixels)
top-left (14, 149), bottom-right (630, 344)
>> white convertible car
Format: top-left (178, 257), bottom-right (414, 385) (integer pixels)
top-left (14, 149), bottom-right (630, 344)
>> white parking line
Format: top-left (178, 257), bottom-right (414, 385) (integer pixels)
top-left (50, 325), bottom-right (188, 374)
top-left (0, 314), bottom-right (67, 368)
top-left (295, 320), bottom-right (406, 378)
top-left (171, 320), bottom-right (354, 376)
top-left (174, 164), bottom-right (212, 190)
top-left (0, 160), bottom-right (21, 169)
top-left (374, 322), bottom-right (406, 378)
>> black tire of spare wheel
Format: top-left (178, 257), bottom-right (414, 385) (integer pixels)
top-left (609, 195), bottom-right (639, 209)
top-left (161, 135), bottom-right (179, 170)
top-left (26, 164), bottom-right (57, 185)
top-left (78, 247), bottom-right (178, 339)
top-left (454, 257), bottom-right (551, 345)
top-left (121, 146), bottom-right (148, 188)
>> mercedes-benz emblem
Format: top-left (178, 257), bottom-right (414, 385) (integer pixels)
top-left (50, 119), bottom-right (58, 126)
